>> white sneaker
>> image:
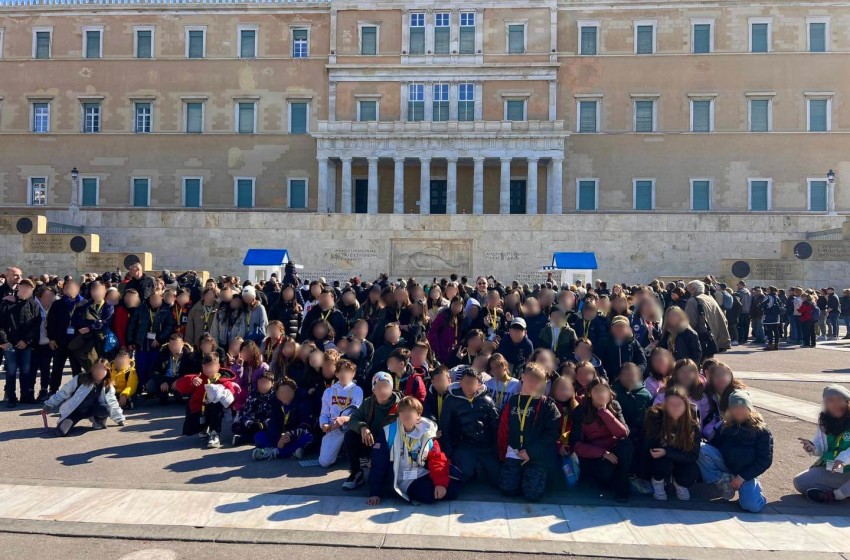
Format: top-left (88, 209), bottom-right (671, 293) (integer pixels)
top-left (673, 481), bottom-right (691, 501)
top-left (293, 447), bottom-right (304, 460)
top-left (198, 427), bottom-right (209, 439)
top-left (651, 479), bottom-right (668, 501)
top-left (207, 430), bottom-right (221, 449)
top-left (731, 341), bottom-right (739, 346)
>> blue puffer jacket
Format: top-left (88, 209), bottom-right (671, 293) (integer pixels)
top-left (711, 422), bottom-right (773, 481)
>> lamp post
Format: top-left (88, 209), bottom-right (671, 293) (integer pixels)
top-left (826, 169), bottom-right (836, 216)
top-left (70, 166), bottom-right (80, 226)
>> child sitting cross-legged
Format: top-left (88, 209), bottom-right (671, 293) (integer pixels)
top-left (366, 396), bottom-right (462, 506)
top-left (252, 377), bottom-right (314, 461)
top-left (174, 353), bottom-right (238, 449)
top-left (231, 370), bottom-right (275, 447)
top-left (318, 359), bottom-right (364, 468)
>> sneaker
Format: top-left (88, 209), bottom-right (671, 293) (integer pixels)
top-left (673, 482), bottom-right (691, 501)
top-left (629, 477), bottom-right (654, 495)
top-left (91, 419), bottom-right (107, 430)
top-left (651, 479), bottom-right (668, 501)
top-left (207, 430), bottom-right (222, 449)
top-left (57, 418), bottom-right (74, 436)
top-left (818, 336), bottom-right (827, 341)
top-left (342, 470), bottom-right (365, 490)
top-left (806, 488), bottom-right (837, 503)
top-left (293, 447), bottom-right (305, 460)
top-left (731, 341), bottom-right (739, 346)
top-left (716, 474), bottom-right (736, 500)
top-left (198, 427), bottom-right (210, 439)
top-left (231, 434), bottom-right (242, 447)
top-left (252, 447), bottom-right (279, 461)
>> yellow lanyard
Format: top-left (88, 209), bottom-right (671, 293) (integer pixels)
top-left (493, 379), bottom-right (509, 409)
top-left (245, 308), bottom-right (252, 327)
top-left (401, 431), bottom-right (418, 466)
top-left (831, 432), bottom-right (849, 459)
top-left (517, 395), bottom-right (534, 448)
top-left (321, 309), bottom-right (332, 322)
top-left (148, 309), bottom-right (155, 332)
top-left (264, 340), bottom-right (278, 362)
top-left (170, 355), bottom-right (180, 375)
top-left (436, 394), bottom-right (444, 420)
top-left (395, 308), bottom-right (402, 321)
top-left (561, 411), bottom-right (570, 440)
top-left (175, 306), bottom-right (183, 324)
top-left (93, 301), bottom-right (103, 314)
top-left (203, 307), bottom-right (215, 331)
top-left (394, 375), bottom-right (400, 391)
top-left (583, 319), bottom-right (590, 335)
top-left (282, 406), bottom-right (291, 429)
top-left (490, 309), bottom-right (498, 331)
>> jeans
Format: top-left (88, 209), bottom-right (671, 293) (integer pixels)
top-left (843, 317), bottom-right (850, 337)
top-left (697, 442), bottom-right (766, 513)
top-left (751, 317), bottom-right (765, 343)
top-left (827, 312), bottom-right (839, 338)
top-left (33, 344), bottom-right (54, 393)
top-left (802, 320), bottom-right (817, 347)
top-left (737, 314), bottom-right (750, 344)
top-left (4, 347), bottom-right (34, 400)
top-left (765, 323), bottom-right (781, 345)
top-left (817, 313), bottom-right (828, 338)
top-left (789, 316), bottom-right (801, 343)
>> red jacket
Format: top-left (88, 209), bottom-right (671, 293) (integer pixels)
top-left (112, 306), bottom-right (131, 349)
top-left (403, 371), bottom-right (427, 402)
top-left (799, 300), bottom-right (816, 322)
top-left (174, 370), bottom-right (238, 414)
top-left (571, 406), bottom-right (630, 459)
top-left (425, 439), bottom-right (450, 488)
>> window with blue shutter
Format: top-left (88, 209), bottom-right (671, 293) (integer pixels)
top-left (693, 24), bottom-right (711, 53)
top-left (240, 29), bottom-right (256, 58)
top-left (749, 180), bottom-right (769, 211)
top-left (635, 100), bottom-right (654, 132)
top-left (290, 102), bottom-right (308, 134)
top-left (458, 83), bottom-right (475, 121)
top-left (359, 100), bottom-right (377, 122)
top-left (186, 102), bottom-right (203, 133)
top-left (508, 24), bottom-right (525, 54)
top-left (409, 13), bottom-right (425, 54)
top-left (636, 25), bottom-right (654, 54)
top-left (188, 30), bottom-right (204, 58)
top-left (237, 102), bottom-right (255, 134)
top-left (459, 13), bottom-right (475, 54)
top-left (578, 180), bottom-right (597, 211)
top-left (809, 99), bottom-right (828, 132)
top-left (81, 178), bottom-right (98, 207)
top-left (691, 100), bottom-right (711, 132)
top-left (434, 13), bottom-right (450, 54)
top-left (408, 83), bottom-right (424, 121)
top-left (580, 26), bottom-right (597, 55)
top-left (184, 178), bottom-right (201, 208)
top-left (85, 30), bottom-right (101, 59)
top-left (579, 101), bottom-right (598, 132)
top-left (634, 180), bottom-right (653, 210)
top-left (35, 31), bottom-right (51, 59)
top-left (289, 179), bottom-right (307, 209)
top-left (809, 180), bottom-right (827, 211)
top-left (751, 23), bottom-right (768, 52)
top-left (136, 30), bottom-right (152, 58)
top-left (433, 83), bottom-right (449, 121)
top-left (749, 99), bottom-right (769, 132)
top-left (133, 178), bottom-right (149, 207)
top-left (691, 180), bottom-right (711, 211)
top-left (506, 100), bottom-right (525, 122)
top-left (361, 26), bottom-right (377, 55)
top-left (236, 179), bottom-right (254, 208)
top-left (809, 22), bottom-right (826, 52)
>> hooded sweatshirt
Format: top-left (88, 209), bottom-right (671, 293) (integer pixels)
top-left (348, 391), bottom-right (401, 434)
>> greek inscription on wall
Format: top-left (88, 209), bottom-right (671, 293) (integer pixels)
top-left (484, 250), bottom-right (522, 262)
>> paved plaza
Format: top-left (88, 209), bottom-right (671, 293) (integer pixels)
top-left (1, 338), bottom-right (849, 559)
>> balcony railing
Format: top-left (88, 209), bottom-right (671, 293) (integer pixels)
top-left (0, 0), bottom-right (321, 6)
top-left (315, 120), bottom-right (567, 136)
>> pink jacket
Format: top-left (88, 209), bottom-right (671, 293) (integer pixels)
top-left (231, 362), bottom-right (269, 411)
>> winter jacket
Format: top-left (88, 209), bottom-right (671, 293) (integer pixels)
top-left (438, 385), bottom-right (500, 455)
top-left (524, 312), bottom-right (549, 348)
top-left (109, 360), bottom-right (139, 399)
top-left (210, 303), bottom-right (245, 348)
top-left (827, 294), bottom-right (841, 315)
top-left (423, 386), bottom-right (450, 424)
top-left (629, 315), bottom-right (662, 350)
top-left (574, 315), bottom-right (609, 349)
top-left (269, 299), bottom-right (303, 339)
top-left (301, 305), bottom-right (347, 343)
top-left (262, 394), bottom-right (314, 442)
top-left (71, 299), bottom-right (114, 344)
top-left (151, 345), bottom-right (194, 385)
top-left (368, 339), bottom-right (406, 378)
top-left (231, 361), bottom-right (271, 411)
top-left (400, 369), bottom-right (427, 402)
top-left (600, 338), bottom-right (647, 378)
top-left (643, 407), bottom-right (700, 464)
top-left (569, 401), bottom-right (630, 459)
top-left (132, 303), bottom-right (177, 350)
top-left (496, 335), bottom-right (535, 374)
top-left (44, 375), bottom-right (124, 425)
top-left (685, 293), bottom-right (731, 352)
top-left (759, 294), bottom-right (782, 324)
top-left (185, 303), bottom-right (218, 348)
top-left (242, 302), bottom-right (269, 344)
top-left (800, 300), bottom-right (816, 323)
top-left (371, 417), bottom-right (449, 502)
top-left (236, 389), bottom-right (275, 429)
top-left (536, 324), bottom-right (578, 362)
top-left (348, 392), bottom-right (401, 434)
top-left (174, 370), bottom-right (237, 414)
top-left (611, 380), bottom-right (653, 436)
top-left (125, 273), bottom-right (156, 302)
top-left (111, 305), bottom-right (133, 349)
top-left (0, 295), bottom-right (40, 347)
top-left (710, 422), bottom-right (774, 481)
top-left (497, 393), bottom-right (560, 465)
top-left (427, 309), bottom-right (462, 364)
top-left (659, 327), bottom-right (702, 364)
top-left (46, 295), bottom-right (85, 345)
top-left (803, 424), bottom-right (850, 468)
top-left (652, 387), bottom-right (713, 439)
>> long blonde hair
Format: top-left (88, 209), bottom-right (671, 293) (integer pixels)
top-left (722, 407), bottom-right (767, 431)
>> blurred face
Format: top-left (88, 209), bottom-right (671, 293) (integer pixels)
top-left (675, 365), bottom-right (698, 387)
top-left (386, 357), bottom-right (403, 374)
top-left (169, 339), bottom-right (184, 355)
top-left (666, 311), bottom-right (683, 330)
top-left (534, 351), bottom-right (556, 372)
top-left (319, 292), bottom-right (334, 309)
top-left (268, 324), bottom-right (282, 340)
top-left (550, 312), bottom-right (565, 327)
top-left (399, 407), bottom-right (419, 429)
top-left (509, 328), bottom-right (525, 343)
top-left (353, 321), bottom-right (368, 339)
top-left (825, 394), bottom-right (849, 418)
top-left (432, 374), bottom-right (450, 394)
top-left (177, 294), bottom-right (190, 306)
top-left (312, 324), bottom-right (329, 340)
top-left (472, 353), bottom-right (490, 371)
top-left (16, 284), bottom-right (33, 300)
top-left (342, 291), bottom-right (356, 305)
top-left (39, 289), bottom-right (56, 307)
top-left (651, 354), bottom-right (672, 376)
top-left (203, 291), bottom-right (217, 305)
top-left (487, 292), bottom-right (501, 308)
top-left (553, 378), bottom-right (575, 401)
top-left (283, 341), bottom-right (297, 359)
top-left (386, 326), bottom-right (400, 344)
top-left (665, 394), bottom-right (687, 420)
top-left (618, 366), bottom-right (640, 389)
top-left (322, 360), bottom-right (337, 378)
top-left (582, 306), bottom-right (596, 320)
top-left (430, 287), bottom-right (442, 301)
top-left (710, 366), bottom-right (732, 392)
top-left (106, 290), bottom-right (120, 305)
top-left (202, 361), bottom-right (221, 379)
top-left (460, 375), bottom-right (480, 398)
top-left (612, 323), bottom-right (630, 341)
top-left (590, 384), bottom-right (611, 408)
top-left (575, 342), bottom-right (592, 360)
top-left (729, 405), bottom-right (749, 423)
top-left (200, 340), bottom-right (213, 354)
top-left (91, 364), bottom-right (108, 383)
top-left (282, 286), bottom-right (295, 302)
top-left (242, 293), bottom-right (256, 305)
top-left (444, 285), bottom-right (458, 299)
top-left (114, 353), bottom-right (129, 368)
top-left (228, 339), bottom-right (242, 357)
top-left (410, 347), bottom-right (426, 366)
top-left (277, 385), bottom-right (295, 405)
top-left (490, 361), bottom-right (507, 379)
top-left (164, 293), bottom-right (175, 306)
top-left (64, 282), bottom-right (80, 298)
top-left (257, 377), bottom-right (273, 394)
top-left (576, 366), bottom-right (595, 388)
top-left (308, 350), bottom-right (324, 370)
top-left (373, 381), bottom-right (393, 402)
top-left (337, 366), bottom-right (355, 385)
top-left (522, 375), bottom-right (544, 396)
top-left (310, 284), bottom-right (323, 299)
top-left (90, 283), bottom-right (106, 302)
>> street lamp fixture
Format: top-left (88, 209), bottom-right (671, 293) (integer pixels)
top-left (826, 169), bottom-right (836, 216)
top-left (71, 167), bottom-right (79, 181)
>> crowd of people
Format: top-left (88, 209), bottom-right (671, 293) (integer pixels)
top-left (0, 263), bottom-right (849, 509)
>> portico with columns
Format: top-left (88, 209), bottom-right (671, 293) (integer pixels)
top-left (314, 120), bottom-right (567, 215)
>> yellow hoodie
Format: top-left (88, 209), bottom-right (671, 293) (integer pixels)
top-left (109, 360), bottom-right (138, 398)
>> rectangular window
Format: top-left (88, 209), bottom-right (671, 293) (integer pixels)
top-left (360, 26), bottom-right (377, 55)
top-left (505, 99), bottom-right (526, 122)
top-left (748, 179), bottom-right (771, 211)
top-left (82, 102), bottom-right (101, 133)
top-left (289, 101), bottom-right (308, 133)
top-left (358, 99), bottom-right (378, 122)
top-left (292, 28), bottom-right (308, 58)
top-left (135, 28), bottom-right (153, 59)
top-left (633, 179), bottom-right (655, 210)
top-left (32, 102), bottom-right (50, 133)
top-left (35, 30), bottom-right (51, 59)
top-left (635, 23), bottom-right (655, 54)
top-left (459, 12), bottom-right (475, 54)
top-left (507, 24), bottom-right (525, 54)
top-left (509, 180), bottom-right (526, 214)
top-left (578, 100), bottom-right (598, 133)
top-left (186, 102), bottom-right (203, 133)
top-left (134, 102), bottom-right (152, 133)
top-left (289, 178), bottom-right (307, 209)
top-left (577, 179), bottom-right (598, 211)
top-left (690, 99), bottom-right (713, 132)
top-left (187, 29), bottom-right (205, 58)
top-left (409, 13), bottom-right (425, 55)
top-left (634, 99), bottom-right (655, 132)
top-left (81, 177), bottom-right (98, 207)
top-left (29, 177), bottom-right (47, 206)
top-left (808, 98), bottom-right (829, 132)
top-left (433, 83), bottom-right (449, 121)
top-left (808, 21), bottom-right (827, 53)
top-left (132, 177), bottom-right (150, 207)
top-left (808, 179), bottom-right (827, 211)
top-left (458, 82), bottom-right (475, 122)
top-left (235, 178), bottom-right (255, 208)
top-left (691, 179), bottom-right (711, 211)
top-left (692, 22), bottom-right (712, 53)
top-left (434, 13), bottom-right (450, 55)
top-left (750, 21), bottom-right (770, 53)
top-left (408, 83), bottom-right (424, 121)
top-left (84, 29), bottom-right (102, 59)
top-left (237, 102), bottom-right (256, 134)
top-left (579, 24), bottom-right (598, 55)
top-left (749, 98), bottom-right (770, 132)
top-left (183, 178), bottom-right (202, 208)
top-left (240, 28), bottom-right (257, 58)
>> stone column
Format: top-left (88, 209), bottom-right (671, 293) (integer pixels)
top-left (367, 156), bottom-right (379, 214)
top-left (549, 156), bottom-right (563, 214)
top-left (499, 156), bottom-right (512, 214)
top-left (472, 156), bottom-right (484, 214)
top-left (526, 157), bottom-right (538, 215)
top-left (393, 157), bottom-right (405, 214)
top-left (316, 156), bottom-right (328, 212)
top-left (446, 157), bottom-right (458, 214)
top-left (340, 156), bottom-right (353, 214)
top-left (419, 157), bottom-right (431, 215)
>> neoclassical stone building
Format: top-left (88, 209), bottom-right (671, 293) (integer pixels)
top-left (0, 0), bottom-right (848, 217)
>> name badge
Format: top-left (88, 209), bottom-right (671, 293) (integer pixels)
top-left (826, 460), bottom-right (836, 472)
top-left (402, 469), bottom-right (419, 481)
top-left (146, 332), bottom-right (156, 340)
top-left (66, 328), bottom-right (75, 335)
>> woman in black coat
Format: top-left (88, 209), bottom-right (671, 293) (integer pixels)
top-left (659, 306), bottom-right (702, 364)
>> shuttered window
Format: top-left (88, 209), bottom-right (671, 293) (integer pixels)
top-left (290, 102), bottom-right (308, 133)
top-left (434, 13), bottom-right (450, 54)
top-left (133, 178), bottom-right (150, 207)
top-left (35, 31), bottom-right (51, 59)
top-left (508, 24), bottom-right (525, 54)
top-left (187, 30), bottom-right (204, 58)
top-left (751, 23), bottom-right (769, 52)
top-left (135, 102), bottom-right (152, 134)
top-left (691, 100), bottom-right (712, 132)
top-left (81, 178), bottom-right (98, 207)
top-left (691, 180), bottom-right (711, 211)
top-left (32, 102), bottom-right (50, 133)
top-left (358, 100), bottom-right (377, 122)
top-left (808, 99), bottom-right (828, 132)
top-left (409, 13), bottom-right (425, 54)
top-left (634, 100), bottom-right (654, 132)
top-left (136, 30), bottom-right (152, 58)
top-left (236, 179), bottom-right (254, 208)
top-left (186, 102), bottom-right (203, 133)
top-left (749, 99), bottom-right (769, 132)
top-left (237, 102), bottom-right (255, 134)
top-left (85, 30), bottom-right (101, 59)
top-left (506, 100), bottom-right (525, 122)
top-left (360, 26), bottom-right (377, 55)
top-left (809, 22), bottom-right (826, 52)
top-left (459, 13), bottom-right (475, 54)
top-left (184, 178), bottom-right (202, 208)
top-left (289, 179), bottom-right (307, 209)
top-left (240, 29), bottom-right (256, 58)
top-left (578, 100), bottom-right (598, 133)
top-left (82, 103), bottom-right (100, 133)
top-left (408, 83), bottom-right (424, 121)
top-left (809, 180), bottom-right (827, 211)
top-left (578, 180), bottom-right (597, 211)
top-left (292, 29), bottom-right (308, 58)
top-left (458, 83), bottom-right (475, 122)
top-left (634, 180), bottom-right (654, 210)
top-left (636, 25), bottom-right (654, 54)
top-left (433, 83), bottom-right (449, 121)
top-left (580, 26), bottom-right (597, 55)
top-left (692, 24), bottom-right (711, 53)
top-left (749, 180), bottom-right (769, 211)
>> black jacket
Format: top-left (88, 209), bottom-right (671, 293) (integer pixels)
top-left (125, 274), bottom-right (156, 302)
top-left (151, 345), bottom-right (194, 383)
top-left (660, 328), bottom-right (702, 364)
top-left (643, 407), bottom-right (700, 464)
top-left (438, 385), bottom-right (500, 455)
top-left (600, 338), bottom-right (647, 378)
top-left (712, 422), bottom-right (773, 481)
top-left (301, 305), bottom-right (348, 343)
top-left (0, 296), bottom-right (40, 347)
top-left (611, 379), bottom-right (653, 436)
top-left (132, 303), bottom-right (177, 349)
top-left (268, 299), bottom-right (302, 339)
top-left (499, 393), bottom-right (560, 465)
top-left (46, 295), bottom-right (85, 345)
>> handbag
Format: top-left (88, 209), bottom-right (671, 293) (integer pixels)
top-left (104, 328), bottom-right (118, 353)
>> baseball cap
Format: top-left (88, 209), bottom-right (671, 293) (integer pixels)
top-left (510, 317), bottom-right (527, 330)
top-left (372, 372), bottom-right (393, 389)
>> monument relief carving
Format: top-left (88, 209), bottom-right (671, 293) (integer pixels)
top-left (390, 239), bottom-right (472, 278)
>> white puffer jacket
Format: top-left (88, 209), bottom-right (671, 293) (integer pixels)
top-left (44, 376), bottom-right (125, 425)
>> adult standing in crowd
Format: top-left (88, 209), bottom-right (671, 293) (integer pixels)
top-left (684, 281), bottom-right (730, 358)
top-left (0, 278), bottom-right (40, 406)
top-left (125, 262), bottom-right (156, 302)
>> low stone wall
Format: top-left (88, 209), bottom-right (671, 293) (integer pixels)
top-left (3, 209), bottom-right (849, 288)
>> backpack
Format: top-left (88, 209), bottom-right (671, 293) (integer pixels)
top-left (811, 306), bottom-right (822, 321)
